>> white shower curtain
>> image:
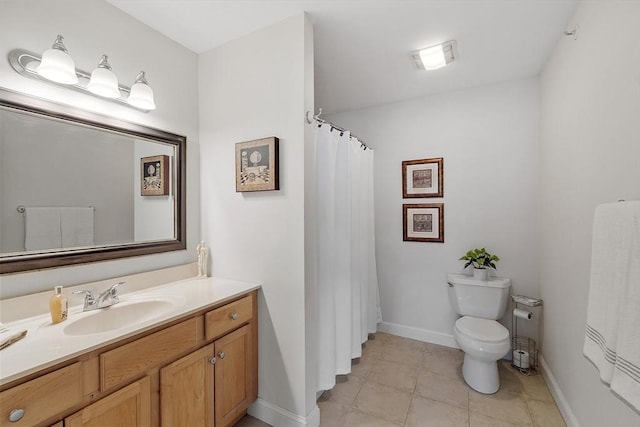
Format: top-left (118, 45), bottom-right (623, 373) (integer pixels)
top-left (315, 123), bottom-right (381, 392)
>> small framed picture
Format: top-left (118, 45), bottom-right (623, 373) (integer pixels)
top-left (141, 155), bottom-right (170, 196)
top-left (403, 203), bottom-right (444, 242)
top-left (402, 157), bottom-right (443, 198)
top-left (236, 137), bottom-right (280, 192)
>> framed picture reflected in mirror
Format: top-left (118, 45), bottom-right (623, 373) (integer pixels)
top-left (141, 155), bottom-right (170, 196)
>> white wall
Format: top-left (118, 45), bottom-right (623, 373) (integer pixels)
top-left (0, 0), bottom-right (200, 298)
top-left (539, 1), bottom-right (640, 425)
top-left (329, 78), bottom-right (540, 346)
top-left (199, 13), bottom-right (318, 426)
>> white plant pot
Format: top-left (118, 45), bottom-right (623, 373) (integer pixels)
top-left (473, 268), bottom-right (488, 280)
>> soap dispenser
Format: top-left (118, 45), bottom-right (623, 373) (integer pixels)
top-left (49, 286), bottom-right (68, 324)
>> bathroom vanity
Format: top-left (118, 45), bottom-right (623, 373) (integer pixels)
top-left (0, 275), bottom-right (259, 427)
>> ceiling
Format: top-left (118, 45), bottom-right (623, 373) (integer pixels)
top-left (106, 0), bottom-right (577, 115)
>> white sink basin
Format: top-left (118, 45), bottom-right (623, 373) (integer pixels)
top-left (63, 298), bottom-right (177, 336)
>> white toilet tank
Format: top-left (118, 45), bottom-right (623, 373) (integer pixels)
top-left (447, 273), bottom-right (511, 319)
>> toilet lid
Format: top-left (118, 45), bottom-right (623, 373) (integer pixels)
top-left (455, 316), bottom-right (509, 342)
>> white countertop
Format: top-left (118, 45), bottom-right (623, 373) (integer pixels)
top-left (0, 276), bottom-right (260, 386)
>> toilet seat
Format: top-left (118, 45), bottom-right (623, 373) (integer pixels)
top-left (455, 316), bottom-right (509, 342)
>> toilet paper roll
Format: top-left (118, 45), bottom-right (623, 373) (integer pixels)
top-left (513, 308), bottom-right (533, 320)
top-left (513, 350), bottom-right (530, 369)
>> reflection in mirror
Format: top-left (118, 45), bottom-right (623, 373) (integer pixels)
top-left (0, 89), bottom-right (186, 274)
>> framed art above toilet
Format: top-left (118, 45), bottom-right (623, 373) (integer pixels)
top-left (402, 157), bottom-right (443, 198)
top-left (402, 203), bottom-right (444, 242)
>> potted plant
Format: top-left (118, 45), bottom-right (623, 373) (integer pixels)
top-left (459, 247), bottom-right (500, 280)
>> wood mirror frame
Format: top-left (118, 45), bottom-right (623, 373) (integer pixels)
top-left (0, 89), bottom-right (186, 274)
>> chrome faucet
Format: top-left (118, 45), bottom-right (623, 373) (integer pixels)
top-left (73, 282), bottom-right (124, 311)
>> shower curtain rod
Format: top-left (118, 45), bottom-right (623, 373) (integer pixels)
top-left (306, 109), bottom-right (369, 150)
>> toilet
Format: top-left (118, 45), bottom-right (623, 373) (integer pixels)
top-left (447, 273), bottom-right (511, 394)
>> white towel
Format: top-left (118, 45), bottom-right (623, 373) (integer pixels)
top-left (0, 323), bottom-right (27, 350)
top-left (24, 207), bottom-right (62, 251)
top-left (583, 201), bottom-right (640, 411)
top-left (60, 207), bottom-right (94, 248)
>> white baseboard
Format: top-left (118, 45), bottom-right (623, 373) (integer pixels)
top-left (248, 398), bottom-right (320, 427)
top-left (377, 321), bottom-right (459, 349)
top-left (539, 355), bottom-right (580, 427)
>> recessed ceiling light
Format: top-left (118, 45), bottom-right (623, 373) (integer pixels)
top-left (411, 40), bottom-right (457, 71)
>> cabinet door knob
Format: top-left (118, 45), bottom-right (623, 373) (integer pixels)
top-left (218, 351), bottom-right (226, 359)
top-left (209, 356), bottom-right (217, 365)
top-left (9, 409), bottom-right (25, 422)
top-left (230, 313), bottom-right (238, 321)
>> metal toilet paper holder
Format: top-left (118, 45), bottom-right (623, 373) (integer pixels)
top-left (511, 294), bottom-right (543, 374)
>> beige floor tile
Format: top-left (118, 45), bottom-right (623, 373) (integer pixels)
top-left (343, 409), bottom-right (403, 426)
top-left (350, 353), bottom-right (379, 378)
top-left (469, 388), bottom-right (533, 425)
top-left (373, 332), bottom-right (397, 344)
top-left (498, 363), bottom-right (525, 394)
top-left (318, 333), bottom-right (560, 427)
top-left (520, 374), bottom-right (554, 402)
top-left (527, 399), bottom-right (566, 427)
top-left (405, 394), bottom-right (469, 427)
top-left (363, 338), bottom-right (385, 356)
top-left (422, 348), bottom-right (464, 380)
top-left (424, 343), bottom-right (464, 358)
top-left (380, 344), bottom-right (424, 367)
top-left (378, 333), bottom-right (426, 352)
top-left (367, 358), bottom-right (418, 392)
top-left (318, 400), bottom-right (350, 427)
top-left (326, 374), bottom-right (365, 405)
top-left (470, 411), bottom-right (532, 427)
top-left (415, 371), bottom-right (469, 408)
top-left (353, 381), bottom-right (412, 425)
top-left (233, 415), bottom-right (273, 427)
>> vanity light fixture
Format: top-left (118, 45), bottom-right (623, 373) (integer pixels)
top-left (411, 40), bottom-right (457, 71)
top-left (36, 35), bottom-right (78, 84)
top-left (9, 35), bottom-right (156, 111)
top-left (87, 55), bottom-right (120, 99)
top-left (127, 71), bottom-right (156, 110)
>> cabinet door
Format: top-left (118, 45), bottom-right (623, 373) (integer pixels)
top-left (65, 377), bottom-right (150, 427)
top-left (160, 345), bottom-right (214, 426)
top-left (214, 324), bottom-right (253, 427)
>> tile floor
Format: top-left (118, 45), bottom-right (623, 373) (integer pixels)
top-left (235, 332), bottom-right (566, 427)
top-left (234, 415), bottom-right (271, 427)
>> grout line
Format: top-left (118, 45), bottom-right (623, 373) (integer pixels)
top-left (403, 392), bottom-right (416, 427)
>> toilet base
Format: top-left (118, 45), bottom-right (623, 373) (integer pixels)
top-left (462, 353), bottom-right (500, 394)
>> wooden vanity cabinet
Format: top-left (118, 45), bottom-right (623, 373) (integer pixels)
top-left (0, 290), bottom-right (257, 427)
top-left (0, 363), bottom-right (82, 427)
top-left (160, 345), bottom-right (215, 426)
top-left (65, 377), bottom-right (151, 427)
top-left (213, 324), bottom-right (254, 427)
top-left (160, 297), bottom-right (257, 427)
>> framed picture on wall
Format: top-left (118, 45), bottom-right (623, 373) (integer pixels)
top-left (403, 203), bottom-right (444, 242)
top-left (235, 136), bottom-right (280, 192)
top-left (141, 155), bottom-right (170, 196)
top-left (402, 157), bottom-right (443, 198)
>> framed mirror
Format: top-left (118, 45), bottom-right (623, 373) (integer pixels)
top-left (0, 89), bottom-right (186, 274)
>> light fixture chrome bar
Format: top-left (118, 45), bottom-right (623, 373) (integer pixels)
top-left (8, 48), bottom-right (151, 112)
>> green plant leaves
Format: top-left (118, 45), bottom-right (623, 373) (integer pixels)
top-left (459, 247), bottom-right (499, 270)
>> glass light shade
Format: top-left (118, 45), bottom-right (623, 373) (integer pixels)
top-left (419, 45), bottom-right (447, 71)
top-left (128, 72), bottom-right (156, 110)
top-left (87, 56), bottom-right (120, 98)
top-left (37, 48), bottom-right (78, 84)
